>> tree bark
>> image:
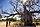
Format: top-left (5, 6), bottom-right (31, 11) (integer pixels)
top-left (24, 5), bottom-right (32, 26)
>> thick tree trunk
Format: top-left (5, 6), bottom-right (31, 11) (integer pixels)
top-left (24, 5), bottom-right (32, 26)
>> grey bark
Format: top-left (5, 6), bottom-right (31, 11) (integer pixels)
top-left (24, 5), bottom-right (32, 26)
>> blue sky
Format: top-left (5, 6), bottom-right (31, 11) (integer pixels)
top-left (0, 0), bottom-right (12, 10)
top-left (0, 0), bottom-right (13, 17)
top-left (0, 0), bottom-right (40, 18)
top-left (0, 0), bottom-right (40, 12)
top-left (0, 0), bottom-right (40, 9)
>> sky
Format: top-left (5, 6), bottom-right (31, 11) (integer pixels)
top-left (0, 0), bottom-right (40, 18)
top-left (0, 0), bottom-right (12, 13)
top-left (0, 0), bottom-right (22, 20)
top-left (0, 0), bottom-right (40, 10)
top-left (0, 0), bottom-right (12, 16)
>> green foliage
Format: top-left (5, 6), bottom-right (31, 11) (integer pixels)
top-left (2, 19), bottom-right (6, 21)
top-left (11, 18), bottom-right (17, 21)
top-left (32, 19), bottom-right (40, 22)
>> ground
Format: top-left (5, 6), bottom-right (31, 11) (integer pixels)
top-left (0, 21), bottom-right (40, 27)
top-left (0, 21), bottom-right (14, 27)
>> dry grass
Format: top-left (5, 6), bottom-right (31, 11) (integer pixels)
top-left (0, 21), bottom-right (40, 27)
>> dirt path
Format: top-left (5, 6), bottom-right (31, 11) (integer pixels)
top-left (36, 26), bottom-right (40, 27)
top-left (0, 21), bottom-right (6, 27)
top-left (0, 21), bottom-right (40, 27)
top-left (0, 21), bottom-right (15, 27)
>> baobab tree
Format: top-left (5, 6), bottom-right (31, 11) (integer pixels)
top-left (9, 0), bottom-right (40, 26)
